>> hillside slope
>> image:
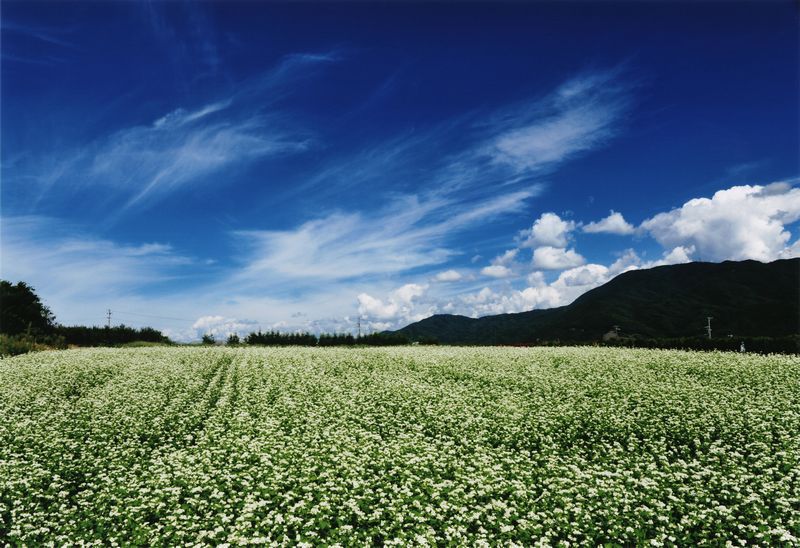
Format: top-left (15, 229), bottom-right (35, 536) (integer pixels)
top-left (395, 259), bottom-right (800, 344)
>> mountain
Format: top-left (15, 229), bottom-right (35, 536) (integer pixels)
top-left (394, 259), bottom-right (800, 344)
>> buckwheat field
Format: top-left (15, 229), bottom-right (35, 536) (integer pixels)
top-left (1, 346), bottom-right (798, 546)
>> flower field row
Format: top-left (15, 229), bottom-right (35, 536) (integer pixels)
top-left (1, 346), bottom-right (798, 545)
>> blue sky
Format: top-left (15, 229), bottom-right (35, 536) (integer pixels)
top-left (2, 1), bottom-right (798, 340)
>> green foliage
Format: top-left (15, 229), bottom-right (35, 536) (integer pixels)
top-left (0, 280), bottom-right (56, 336)
top-left (244, 330), bottom-right (316, 346)
top-left (56, 325), bottom-right (170, 347)
top-left (242, 330), bottom-right (411, 346)
top-left (1, 347), bottom-right (798, 544)
top-left (226, 333), bottom-right (240, 345)
top-left (318, 333), bottom-right (355, 346)
top-left (201, 333), bottom-right (216, 345)
top-left (0, 333), bottom-right (65, 356)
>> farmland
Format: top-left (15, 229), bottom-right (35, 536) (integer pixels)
top-left (1, 347), bottom-right (799, 545)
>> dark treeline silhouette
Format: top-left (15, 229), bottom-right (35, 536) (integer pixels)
top-left (244, 330), bottom-right (318, 346)
top-left (603, 335), bottom-right (800, 355)
top-left (241, 330), bottom-right (417, 346)
top-left (56, 325), bottom-right (170, 347)
top-left (318, 333), bottom-right (356, 346)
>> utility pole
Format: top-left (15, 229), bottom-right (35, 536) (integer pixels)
top-left (106, 309), bottom-right (112, 328)
top-left (357, 317), bottom-right (361, 338)
top-left (705, 316), bottom-right (713, 339)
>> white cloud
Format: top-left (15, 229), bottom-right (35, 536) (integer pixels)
top-left (356, 293), bottom-right (399, 320)
top-left (191, 315), bottom-right (258, 339)
top-left (665, 246), bottom-right (694, 264)
top-left (456, 284), bottom-right (562, 317)
top-left (393, 283), bottom-right (427, 304)
top-left (553, 263), bottom-right (610, 288)
top-left (486, 69), bottom-right (629, 173)
top-left (17, 53), bottom-right (340, 212)
top-left (478, 248), bottom-right (522, 280)
top-left (607, 248), bottom-right (642, 274)
top-left (0, 216), bottom-right (192, 310)
top-left (640, 183), bottom-right (800, 262)
top-left (457, 256), bottom-right (637, 319)
top-left (779, 238), bottom-right (800, 259)
top-left (532, 246), bottom-right (586, 270)
top-left (433, 269), bottom-right (462, 282)
top-left (583, 210), bottom-right (635, 235)
top-left (520, 212), bottom-right (577, 248)
top-left (491, 248), bottom-right (519, 265)
top-left (481, 265), bottom-right (513, 278)
top-left (234, 190), bottom-right (534, 284)
top-left (356, 283), bottom-right (433, 327)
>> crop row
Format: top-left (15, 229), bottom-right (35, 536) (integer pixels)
top-left (1, 346), bottom-right (798, 545)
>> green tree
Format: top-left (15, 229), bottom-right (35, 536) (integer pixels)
top-left (227, 333), bottom-right (240, 345)
top-left (0, 281), bottom-right (56, 336)
top-left (201, 333), bottom-right (215, 345)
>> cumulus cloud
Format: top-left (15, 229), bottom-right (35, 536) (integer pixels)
top-left (481, 265), bottom-right (513, 278)
top-left (644, 245), bottom-right (696, 267)
top-left (457, 284), bottom-right (561, 317)
top-left (492, 248), bottom-right (519, 265)
top-left (356, 293), bottom-right (399, 320)
top-left (393, 283), bottom-right (427, 304)
top-left (583, 210), bottom-right (635, 235)
top-left (640, 183), bottom-right (800, 262)
top-left (356, 283), bottom-right (431, 325)
top-left (553, 263), bottom-right (611, 288)
top-left (433, 269), bottom-right (462, 282)
top-left (532, 246), bottom-right (585, 270)
top-left (519, 212), bottom-right (577, 248)
top-left (191, 315), bottom-right (258, 338)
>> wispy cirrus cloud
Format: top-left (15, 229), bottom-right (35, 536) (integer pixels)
top-left (2, 20), bottom-right (80, 50)
top-left (1, 66), bottom-right (640, 337)
top-left (233, 189), bottom-right (537, 286)
top-left (13, 52), bottom-right (337, 214)
top-left (96, 108), bottom-right (308, 209)
top-left (141, 2), bottom-right (221, 76)
top-left (282, 66), bottom-right (633, 205)
top-left (228, 67), bottom-right (632, 296)
top-left (0, 216), bottom-right (199, 322)
top-left (1, 19), bottom-right (80, 65)
top-left (476, 68), bottom-right (632, 176)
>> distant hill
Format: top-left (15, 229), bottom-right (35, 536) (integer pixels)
top-left (394, 259), bottom-right (800, 344)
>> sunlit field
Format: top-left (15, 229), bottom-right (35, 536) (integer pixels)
top-left (1, 346), bottom-right (798, 545)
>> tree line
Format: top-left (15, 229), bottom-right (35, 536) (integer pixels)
top-left (210, 330), bottom-right (424, 347)
top-left (0, 281), bottom-right (171, 355)
top-left (3, 280), bottom-right (795, 356)
top-left (602, 335), bottom-right (800, 355)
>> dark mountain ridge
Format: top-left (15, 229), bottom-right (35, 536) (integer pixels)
top-left (394, 259), bottom-right (800, 344)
